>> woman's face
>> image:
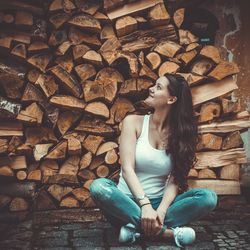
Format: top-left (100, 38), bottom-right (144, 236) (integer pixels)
top-left (144, 76), bottom-right (177, 109)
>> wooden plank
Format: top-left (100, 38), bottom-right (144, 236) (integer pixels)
top-left (191, 76), bottom-right (238, 106)
top-left (107, 0), bottom-right (163, 20)
top-left (195, 148), bottom-right (247, 169)
top-left (188, 179), bottom-right (241, 195)
top-left (198, 118), bottom-right (250, 134)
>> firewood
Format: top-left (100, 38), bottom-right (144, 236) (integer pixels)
top-left (96, 165), bottom-right (109, 177)
top-left (68, 26), bottom-right (101, 47)
top-left (190, 58), bottom-right (214, 76)
top-left (31, 19), bottom-right (47, 41)
top-left (191, 76), bottom-right (238, 106)
top-left (179, 29), bottom-right (199, 45)
top-left (235, 110), bottom-right (250, 119)
top-left (28, 42), bottom-right (49, 53)
top-left (50, 95), bottom-right (86, 111)
top-left (75, 116), bottom-right (115, 135)
top-left (106, 0), bottom-right (162, 20)
top-left (60, 196), bottom-right (79, 208)
top-left (0, 155), bottom-right (27, 170)
top-left (154, 40), bottom-right (182, 58)
top-left (3, 13), bottom-right (14, 23)
top-left (40, 160), bottom-right (59, 182)
top-left (0, 139), bottom-right (8, 154)
top-left (78, 169), bottom-right (96, 181)
top-left (34, 190), bottom-right (56, 210)
top-left (56, 41), bottom-right (72, 56)
top-left (89, 155), bottom-right (105, 171)
top-left (0, 195), bottom-right (11, 210)
top-left (50, 66), bottom-right (82, 98)
top-left (0, 121), bottom-right (23, 137)
top-left (198, 118), bottom-right (250, 134)
top-left (85, 101), bottom-right (110, 119)
top-left (49, 13), bottom-right (72, 29)
top-left (105, 149), bottom-right (118, 165)
top-left (68, 14), bottom-right (101, 33)
top-left (15, 11), bottom-right (33, 26)
top-left (200, 45), bottom-right (221, 64)
top-left (9, 197), bottom-right (28, 211)
top-left (83, 179), bottom-right (93, 190)
top-left (187, 179), bottom-right (240, 195)
top-left (16, 170), bottom-right (27, 181)
top-left (178, 50), bottom-right (197, 65)
top-left (198, 101), bottom-right (221, 123)
top-left (158, 61), bottom-right (180, 76)
top-left (15, 144), bottom-right (33, 156)
top-left (72, 187), bottom-right (90, 202)
top-left (186, 42), bottom-right (200, 52)
top-left (34, 144), bottom-right (53, 161)
top-left (196, 133), bottom-right (222, 151)
top-left (75, 64), bottom-right (96, 82)
top-left (55, 53), bottom-right (74, 74)
top-left (80, 152), bottom-right (92, 170)
top-left (195, 148), bottom-right (246, 169)
top-left (148, 3), bottom-right (170, 27)
top-left (82, 135), bottom-right (104, 155)
top-left (27, 69), bottom-right (40, 83)
top-left (107, 97), bottom-right (135, 124)
top-left (221, 98), bottom-right (241, 114)
top-left (222, 131), bottom-right (243, 150)
top-left (96, 141), bottom-right (119, 156)
top-left (100, 24), bottom-right (116, 40)
top-left (198, 168), bottom-right (217, 179)
top-left (25, 127), bottom-right (57, 146)
top-left (208, 61), bottom-right (240, 80)
top-left (35, 74), bottom-right (58, 98)
top-left (0, 37), bottom-right (12, 48)
top-left (17, 102), bottom-right (43, 124)
top-left (49, 0), bottom-right (75, 12)
top-left (59, 156), bottom-right (80, 176)
top-left (82, 50), bottom-right (103, 66)
top-left (45, 140), bottom-right (67, 160)
top-left (139, 63), bottom-right (158, 80)
top-left (94, 11), bottom-right (109, 22)
top-left (68, 136), bottom-right (81, 155)
top-left (220, 164), bottom-right (240, 180)
top-left (188, 168), bottom-right (198, 178)
top-left (146, 52), bottom-right (161, 70)
top-left (173, 8), bottom-right (184, 28)
top-left (119, 78), bottom-right (153, 96)
top-left (72, 44), bottom-right (90, 61)
top-left (0, 166), bottom-right (14, 177)
top-left (116, 16), bottom-right (137, 37)
top-left (47, 184), bottom-right (73, 201)
top-left (48, 29), bottom-right (67, 46)
top-left (75, 0), bottom-right (101, 15)
top-left (27, 54), bottom-right (52, 73)
top-left (43, 173), bottom-right (79, 185)
top-left (27, 170), bottom-right (42, 181)
top-left (11, 43), bottom-right (26, 59)
top-left (0, 96), bottom-right (22, 119)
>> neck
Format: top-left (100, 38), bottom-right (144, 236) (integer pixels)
top-left (150, 106), bottom-right (171, 132)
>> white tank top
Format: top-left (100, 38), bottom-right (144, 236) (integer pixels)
top-left (117, 114), bottom-right (173, 199)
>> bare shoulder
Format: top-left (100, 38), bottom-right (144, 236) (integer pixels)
top-left (123, 114), bottom-right (145, 139)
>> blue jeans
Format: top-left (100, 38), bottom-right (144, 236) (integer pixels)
top-left (89, 178), bottom-right (218, 233)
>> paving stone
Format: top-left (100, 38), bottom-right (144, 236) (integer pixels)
top-left (60, 223), bottom-right (87, 231)
top-left (185, 241), bottom-right (215, 250)
top-left (39, 225), bottom-right (60, 231)
top-left (88, 221), bottom-right (112, 229)
top-left (8, 231), bottom-right (33, 240)
top-left (146, 246), bottom-right (178, 250)
top-left (110, 247), bottom-right (143, 250)
top-left (71, 237), bottom-right (104, 247)
top-left (0, 239), bottom-right (31, 250)
top-left (38, 230), bottom-right (68, 239)
top-left (73, 228), bottom-right (103, 238)
top-left (34, 238), bottom-right (69, 247)
top-left (34, 248), bottom-right (72, 250)
top-left (75, 248), bottom-right (105, 250)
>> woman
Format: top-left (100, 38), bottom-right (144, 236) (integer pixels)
top-left (89, 73), bottom-right (218, 248)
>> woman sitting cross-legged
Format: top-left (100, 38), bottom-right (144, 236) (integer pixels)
top-left (90, 73), bottom-right (218, 248)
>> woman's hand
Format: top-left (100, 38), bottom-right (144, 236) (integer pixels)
top-left (156, 207), bottom-right (167, 225)
top-left (140, 204), bottom-right (164, 236)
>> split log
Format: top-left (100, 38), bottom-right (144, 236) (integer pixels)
top-left (173, 8), bottom-right (184, 28)
top-left (198, 168), bottom-right (217, 179)
top-left (198, 102), bottom-right (221, 123)
top-left (220, 164), bottom-right (240, 180)
top-left (85, 102), bottom-right (110, 119)
top-left (96, 142), bottom-right (119, 156)
top-left (34, 144), bottom-right (54, 161)
top-left (0, 166), bottom-right (14, 178)
top-left (35, 74), bottom-right (58, 98)
top-left (154, 40), bottom-right (182, 58)
top-left (27, 170), bottom-right (41, 181)
top-left (148, 3), bottom-right (170, 27)
top-left (221, 98), bottom-right (241, 114)
top-left (115, 16), bottom-right (137, 37)
top-left (9, 197), bottom-right (28, 211)
top-left (59, 156), bottom-right (80, 176)
top-left (75, 64), bottom-right (96, 82)
top-left (60, 196), bottom-right (79, 208)
top-left (78, 169), bottom-right (96, 181)
top-left (158, 61), bottom-right (180, 76)
top-left (196, 133), bottom-right (222, 151)
top-left (188, 168), bottom-right (198, 178)
top-left (178, 29), bottom-right (198, 45)
top-left (45, 140), bottom-right (68, 160)
top-left (17, 102), bottom-right (43, 124)
top-left (67, 136), bottom-right (82, 155)
top-left (80, 152), bottom-right (92, 170)
top-left (200, 45), bottom-right (221, 64)
top-left (82, 135), bottom-right (104, 155)
top-left (146, 52), bottom-right (161, 70)
top-left (27, 54), bottom-right (52, 73)
top-left (190, 59), bottom-right (214, 76)
top-left (222, 131), bottom-right (243, 150)
top-left (47, 184), bottom-right (73, 201)
top-left (72, 187), bottom-right (90, 202)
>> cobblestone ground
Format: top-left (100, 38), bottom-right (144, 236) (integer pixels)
top-left (0, 196), bottom-right (250, 250)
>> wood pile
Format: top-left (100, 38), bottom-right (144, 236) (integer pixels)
top-left (0, 0), bottom-right (249, 213)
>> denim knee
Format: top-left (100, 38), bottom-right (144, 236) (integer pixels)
top-left (195, 188), bottom-right (218, 211)
top-left (89, 178), bottom-right (113, 200)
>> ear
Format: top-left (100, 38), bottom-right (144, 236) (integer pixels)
top-left (168, 96), bottom-right (177, 104)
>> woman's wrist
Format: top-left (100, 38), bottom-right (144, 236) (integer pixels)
top-left (138, 197), bottom-right (150, 206)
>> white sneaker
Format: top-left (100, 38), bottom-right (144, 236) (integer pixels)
top-left (118, 223), bottom-right (141, 244)
top-left (171, 226), bottom-right (196, 248)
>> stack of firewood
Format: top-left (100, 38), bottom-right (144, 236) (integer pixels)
top-left (0, 0), bottom-right (249, 213)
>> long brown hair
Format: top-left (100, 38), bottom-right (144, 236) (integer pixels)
top-left (163, 73), bottom-right (198, 194)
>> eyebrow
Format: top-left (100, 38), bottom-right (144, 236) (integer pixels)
top-left (156, 82), bottom-right (163, 87)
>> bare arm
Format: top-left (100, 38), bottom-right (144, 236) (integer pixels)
top-left (119, 115), bottom-right (151, 207)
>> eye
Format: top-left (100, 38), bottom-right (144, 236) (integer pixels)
top-left (156, 84), bottom-right (161, 89)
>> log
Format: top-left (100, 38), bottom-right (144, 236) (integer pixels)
top-left (154, 40), bottom-right (182, 58)
top-left (173, 8), bottom-right (184, 28)
top-left (34, 144), bottom-right (54, 161)
top-left (220, 164), bottom-right (240, 181)
top-left (47, 184), bottom-right (73, 201)
top-left (148, 3), bottom-right (170, 27)
top-left (196, 133), bottom-right (222, 151)
top-left (198, 101), bottom-right (221, 123)
top-left (198, 168), bottom-right (217, 179)
top-left (105, 149), bottom-right (118, 165)
top-left (60, 196), bottom-right (79, 208)
top-left (80, 152), bottom-right (92, 170)
top-left (82, 135), bottom-right (104, 155)
top-left (16, 170), bottom-right (27, 181)
top-left (45, 140), bottom-right (68, 160)
top-left (96, 165), bottom-right (109, 177)
top-left (9, 197), bottom-right (28, 212)
top-left (146, 52), bottom-right (161, 70)
top-left (27, 170), bottom-right (42, 181)
top-left (72, 187), bottom-right (90, 202)
top-left (116, 16), bottom-right (137, 37)
top-left (222, 131), bottom-right (243, 150)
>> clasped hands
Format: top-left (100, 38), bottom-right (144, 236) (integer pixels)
top-left (140, 205), bottom-right (167, 237)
